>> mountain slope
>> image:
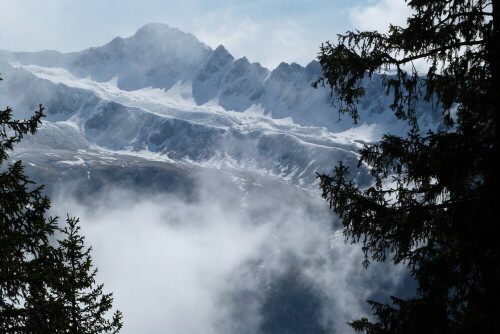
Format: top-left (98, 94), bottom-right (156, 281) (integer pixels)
top-left (1, 60), bottom-right (371, 189)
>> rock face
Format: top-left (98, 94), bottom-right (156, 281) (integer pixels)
top-left (0, 60), bottom-right (367, 189)
top-left (69, 23), bottom-right (213, 91)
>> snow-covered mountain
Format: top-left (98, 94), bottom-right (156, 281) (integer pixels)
top-left (0, 23), bottom-right (442, 190)
top-left (1, 23), bottom-right (440, 130)
top-left (0, 23), bottom-right (426, 334)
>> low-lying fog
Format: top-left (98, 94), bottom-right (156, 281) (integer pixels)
top-left (50, 169), bottom-right (410, 334)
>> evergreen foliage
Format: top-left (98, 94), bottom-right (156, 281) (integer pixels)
top-left (0, 91), bottom-right (58, 332)
top-left (54, 216), bottom-right (123, 334)
top-left (314, 1), bottom-right (499, 333)
top-left (0, 76), bottom-right (122, 333)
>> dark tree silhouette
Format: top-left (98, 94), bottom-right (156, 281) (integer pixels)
top-left (54, 216), bottom-right (123, 334)
top-left (314, 1), bottom-right (499, 333)
top-left (0, 76), bottom-right (122, 333)
top-left (0, 93), bottom-right (59, 332)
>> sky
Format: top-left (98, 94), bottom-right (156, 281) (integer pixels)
top-left (0, 0), bottom-right (409, 69)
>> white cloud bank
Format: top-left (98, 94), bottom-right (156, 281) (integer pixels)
top-left (51, 169), bottom-right (410, 334)
top-left (192, 14), bottom-right (311, 69)
top-left (349, 0), bottom-right (410, 32)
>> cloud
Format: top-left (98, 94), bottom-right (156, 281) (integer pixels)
top-left (348, 1), bottom-right (431, 73)
top-left (50, 168), bottom-right (410, 334)
top-left (187, 2), bottom-right (356, 69)
top-left (348, 0), bottom-right (411, 32)
top-left (0, 0), bottom-right (349, 69)
top-left (192, 11), bottom-right (312, 69)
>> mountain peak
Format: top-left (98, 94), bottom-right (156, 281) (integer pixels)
top-left (132, 23), bottom-right (205, 46)
top-left (214, 44), bottom-right (229, 54)
top-left (211, 44), bottom-right (234, 63)
top-left (136, 22), bottom-right (174, 34)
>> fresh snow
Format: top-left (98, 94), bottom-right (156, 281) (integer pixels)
top-left (12, 63), bottom-right (378, 146)
top-left (1, 24), bottom-right (442, 191)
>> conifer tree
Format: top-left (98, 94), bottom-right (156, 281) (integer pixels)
top-left (314, 1), bottom-right (499, 333)
top-left (54, 216), bottom-right (123, 334)
top-left (0, 76), bottom-right (122, 333)
top-left (0, 89), bottom-right (59, 332)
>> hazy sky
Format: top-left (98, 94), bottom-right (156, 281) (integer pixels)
top-left (0, 0), bottom-right (409, 69)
